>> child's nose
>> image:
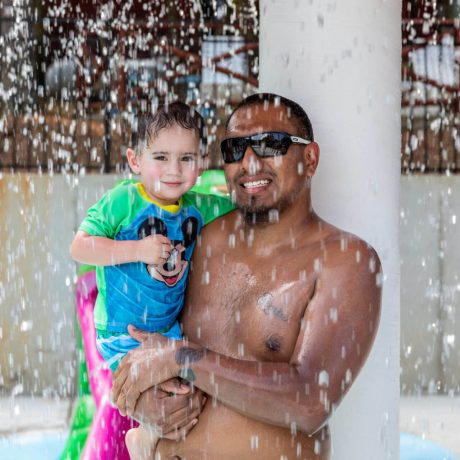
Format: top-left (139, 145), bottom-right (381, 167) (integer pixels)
top-left (168, 159), bottom-right (181, 174)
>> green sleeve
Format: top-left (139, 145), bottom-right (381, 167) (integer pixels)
top-left (184, 191), bottom-right (236, 225)
top-left (79, 182), bottom-right (133, 238)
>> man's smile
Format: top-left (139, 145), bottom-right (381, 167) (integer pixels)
top-left (237, 174), bottom-right (274, 194)
top-left (242, 179), bottom-right (271, 189)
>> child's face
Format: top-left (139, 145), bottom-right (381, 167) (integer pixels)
top-left (129, 125), bottom-right (201, 205)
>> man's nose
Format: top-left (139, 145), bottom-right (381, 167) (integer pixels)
top-left (241, 146), bottom-right (261, 175)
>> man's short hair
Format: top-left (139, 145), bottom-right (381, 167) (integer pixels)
top-left (226, 93), bottom-right (314, 141)
top-left (132, 102), bottom-right (206, 154)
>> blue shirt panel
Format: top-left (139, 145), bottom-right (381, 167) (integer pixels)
top-left (103, 202), bottom-right (203, 332)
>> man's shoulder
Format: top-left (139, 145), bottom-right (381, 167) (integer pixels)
top-left (307, 221), bottom-right (382, 324)
top-left (324, 226), bottom-right (375, 250)
top-left (310, 219), bottom-right (380, 271)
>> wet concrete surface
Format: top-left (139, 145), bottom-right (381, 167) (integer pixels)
top-left (0, 396), bottom-right (71, 436)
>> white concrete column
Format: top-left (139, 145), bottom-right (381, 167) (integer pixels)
top-left (259, 1), bottom-right (400, 459)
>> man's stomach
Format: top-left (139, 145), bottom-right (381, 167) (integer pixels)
top-left (156, 400), bottom-right (331, 460)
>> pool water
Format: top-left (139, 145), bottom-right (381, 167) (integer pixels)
top-left (0, 431), bottom-right (68, 460)
top-left (1, 431), bottom-right (459, 459)
top-left (401, 432), bottom-right (460, 460)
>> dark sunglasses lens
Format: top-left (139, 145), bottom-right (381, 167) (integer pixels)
top-left (221, 133), bottom-right (292, 163)
top-left (221, 138), bottom-right (247, 163)
top-left (251, 132), bottom-right (290, 157)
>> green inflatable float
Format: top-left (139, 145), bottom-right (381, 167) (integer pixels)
top-left (60, 170), bottom-right (228, 459)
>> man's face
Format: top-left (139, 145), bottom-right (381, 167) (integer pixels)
top-left (223, 103), bottom-right (316, 218)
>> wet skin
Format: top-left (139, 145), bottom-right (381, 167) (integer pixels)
top-left (114, 103), bottom-right (382, 459)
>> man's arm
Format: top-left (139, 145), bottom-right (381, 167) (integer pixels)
top-left (70, 230), bottom-right (172, 266)
top-left (113, 239), bottom-right (381, 434)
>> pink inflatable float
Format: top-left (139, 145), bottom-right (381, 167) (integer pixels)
top-left (76, 270), bottom-right (136, 459)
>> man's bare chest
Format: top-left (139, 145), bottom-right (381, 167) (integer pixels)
top-left (184, 249), bottom-right (318, 361)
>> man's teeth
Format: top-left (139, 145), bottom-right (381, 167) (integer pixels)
top-left (243, 179), bottom-right (270, 188)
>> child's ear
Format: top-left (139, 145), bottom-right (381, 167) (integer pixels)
top-left (127, 148), bottom-right (141, 174)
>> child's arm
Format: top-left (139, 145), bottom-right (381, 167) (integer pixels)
top-left (70, 230), bottom-right (172, 266)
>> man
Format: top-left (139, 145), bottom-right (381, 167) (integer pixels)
top-left (112, 93), bottom-right (382, 459)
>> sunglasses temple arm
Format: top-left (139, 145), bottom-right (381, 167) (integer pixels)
top-left (290, 136), bottom-right (311, 145)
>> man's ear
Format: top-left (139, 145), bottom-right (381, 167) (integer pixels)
top-left (305, 142), bottom-right (320, 177)
top-left (127, 148), bottom-right (141, 174)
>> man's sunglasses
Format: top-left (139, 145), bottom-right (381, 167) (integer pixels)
top-left (220, 131), bottom-right (311, 164)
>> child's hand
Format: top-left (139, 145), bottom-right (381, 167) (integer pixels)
top-left (137, 235), bottom-right (172, 265)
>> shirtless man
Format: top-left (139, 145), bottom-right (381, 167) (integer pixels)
top-left (112, 93), bottom-right (382, 459)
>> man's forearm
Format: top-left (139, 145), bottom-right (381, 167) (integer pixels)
top-left (113, 331), bottom-right (342, 434)
top-left (174, 346), bottom-right (329, 434)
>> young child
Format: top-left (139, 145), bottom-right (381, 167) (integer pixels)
top-left (70, 101), bottom-right (234, 459)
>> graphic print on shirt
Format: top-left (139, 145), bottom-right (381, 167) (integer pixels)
top-left (138, 216), bottom-right (199, 287)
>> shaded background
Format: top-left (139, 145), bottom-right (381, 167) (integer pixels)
top-left (0, 0), bottom-right (460, 456)
top-left (0, 0), bottom-right (258, 397)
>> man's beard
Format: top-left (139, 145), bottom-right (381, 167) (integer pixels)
top-left (235, 183), bottom-right (306, 225)
top-left (237, 196), bottom-right (289, 225)
top-left (240, 204), bottom-right (275, 224)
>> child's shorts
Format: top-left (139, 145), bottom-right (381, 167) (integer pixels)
top-left (96, 320), bottom-right (182, 371)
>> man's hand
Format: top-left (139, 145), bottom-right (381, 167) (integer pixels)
top-left (131, 379), bottom-right (207, 441)
top-left (112, 326), bottom-right (180, 417)
top-left (137, 235), bottom-right (172, 265)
